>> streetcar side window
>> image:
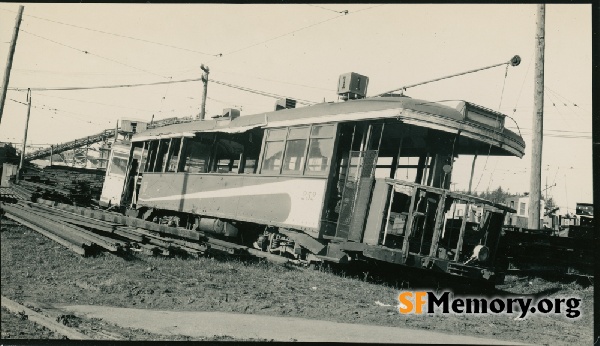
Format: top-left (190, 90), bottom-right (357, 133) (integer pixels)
top-left (305, 124), bottom-right (335, 176)
top-left (182, 134), bottom-right (213, 173)
top-left (175, 130), bottom-right (263, 174)
top-left (262, 141), bottom-right (284, 173)
top-left (261, 129), bottom-right (286, 174)
top-left (282, 127), bottom-right (309, 175)
top-left (212, 137), bottom-right (245, 173)
top-left (260, 124), bottom-right (335, 176)
top-left (165, 138), bottom-right (181, 172)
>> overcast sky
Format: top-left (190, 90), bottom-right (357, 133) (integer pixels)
top-left (0, 3), bottom-right (592, 212)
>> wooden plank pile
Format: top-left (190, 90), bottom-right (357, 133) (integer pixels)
top-left (17, 165), bottom-right (106, 206)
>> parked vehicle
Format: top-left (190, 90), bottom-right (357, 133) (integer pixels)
top-left (100, 73), bottom-right (525, 285)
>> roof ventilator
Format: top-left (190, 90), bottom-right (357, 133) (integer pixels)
top-left (212, 108), bottom-right (241, 120)
top-left (275, 98), bottom-right (296, 111)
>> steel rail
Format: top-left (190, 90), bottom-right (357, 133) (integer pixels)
top-left (5, 202), bottom-right (127, 254)
top-left (6, 199), bottom-right (293, 265)
top-left (5, 204), bottom-right (94, 247)
top-left (3, 212), bottom-right (88, 256)
top-left (22, 205), bottom-right (123, 252)
top-left (46, 201), bottom-right (288, 262)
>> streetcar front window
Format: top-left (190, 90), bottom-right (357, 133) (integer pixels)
top-left (109, 155), bottom-right (129, 176)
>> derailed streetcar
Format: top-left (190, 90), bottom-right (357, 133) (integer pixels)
top-left (100, 73), bottom-right (525, 286)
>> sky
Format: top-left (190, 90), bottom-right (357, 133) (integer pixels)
top-left (0, 3), bottom-right (593, 213)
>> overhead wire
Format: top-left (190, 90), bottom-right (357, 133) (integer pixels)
top-left (10, 76), bottom-right (318, 105)
top-left (8, 77), bottom-right (204, 91)
top-left (507, 127), bottom-right (591, 134)
top-left (214, 4), bottom-right (384, 61)
top-left (153, 77), bottom-right (174, 119)
top-left (0, 6), bottom-right (221, 57)
top-left (306, 4), bottom-right (348, 14)
top-left (219, 14), bottom-right (347, 58)
top-left (35, 92), bottom-right (154, 112)
top-left (216, 70), bottom-right (335, 92)
top-left (507, 125), bottom-right (591, 137)
top-left (206, 95), bottom-right (242, 109)
top-left (351, 4), bottom-right (386, 14)
top-left (209, 79), bottom-right (317, 105)
top-left (21, 29), bottom-right (171, 79)
top-left (3, 5), bottom-right (371, 106)
top-left (544, 86), bottom-right (587, 118)
top-left (544, 85), bottom-right (586, 111)
top-left (8, 98), bottom-right (106, 125)
top-left (543, 90), bottom-right (572, 129)
top-left (514, 133), bottom-right (591, 139)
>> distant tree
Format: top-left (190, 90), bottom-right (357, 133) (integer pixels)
top-left (544, 196), bottom-right (556, 209)
top-left (0, 143), bottom-right (19, 165)
top-left (477, 186), bottom-right (515, 204)
top-left (443, 186), bottom-right (519, 204)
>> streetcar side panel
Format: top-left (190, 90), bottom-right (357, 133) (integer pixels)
top-left (137, 173), bottom-right (327, 237)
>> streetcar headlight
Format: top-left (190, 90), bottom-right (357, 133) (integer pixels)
top-left (472, 245), bottom-right (490, 262)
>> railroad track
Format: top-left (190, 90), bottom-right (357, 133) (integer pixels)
top-left (1, 199), bottom-right (288, 265)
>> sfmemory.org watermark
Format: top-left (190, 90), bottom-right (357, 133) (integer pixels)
top-left (398, 291), bottom-right (581, 319)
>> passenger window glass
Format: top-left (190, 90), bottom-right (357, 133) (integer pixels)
top-left (306, 138), bottom-right (333, 174)
top-left (267, 128), bottom-right (287, 141)
top-left (288, 127), bottom-right (310, 140)
top-left (282, 139), bottom-right (307, 174)
top-left (311, 124), bottom-right (335, 138)
top-left (262, 141), bottom-right (284, 173)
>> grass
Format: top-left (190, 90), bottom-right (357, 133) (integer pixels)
top-left (0, 218), bottom-right (594, 344)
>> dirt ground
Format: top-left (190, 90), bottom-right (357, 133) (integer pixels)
top-left (0, 217), bottom-right (594, 344)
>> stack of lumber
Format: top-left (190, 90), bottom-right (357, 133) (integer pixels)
top-left (17, 165), bottom-right (106, 206)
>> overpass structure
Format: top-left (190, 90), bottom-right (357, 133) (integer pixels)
top-left (25, 129), bottom-right (116, 162)
top-left (24, 116), bottom-right (194, 164)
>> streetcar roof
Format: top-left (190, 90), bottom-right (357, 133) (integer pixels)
top-left (132, 96), bottom-right (525, 157)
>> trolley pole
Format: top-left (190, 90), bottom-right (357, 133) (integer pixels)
top-left (16, 88), bottom-right (31, 183)
top-left (0, 5), bottom-right (24, 125)
top-left (528, 4), bottom-right (545, 229)
top-left (199, 64), bottom-right (209, 120)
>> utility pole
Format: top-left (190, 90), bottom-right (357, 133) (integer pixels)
top-left (529, 4), bottom-right (545, 229)
top-left (16, 88), bottom-right (31, 183)
top-left (199, 64), bottom-right (209, 120)
top-left (0, 5), bottom-right (24, 125)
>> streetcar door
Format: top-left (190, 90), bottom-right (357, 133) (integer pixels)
top-left (334, 123), bottom-right (384, 241)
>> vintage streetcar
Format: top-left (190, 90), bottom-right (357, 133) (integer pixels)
top-left (100, 73), bottom-right (524, 285)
